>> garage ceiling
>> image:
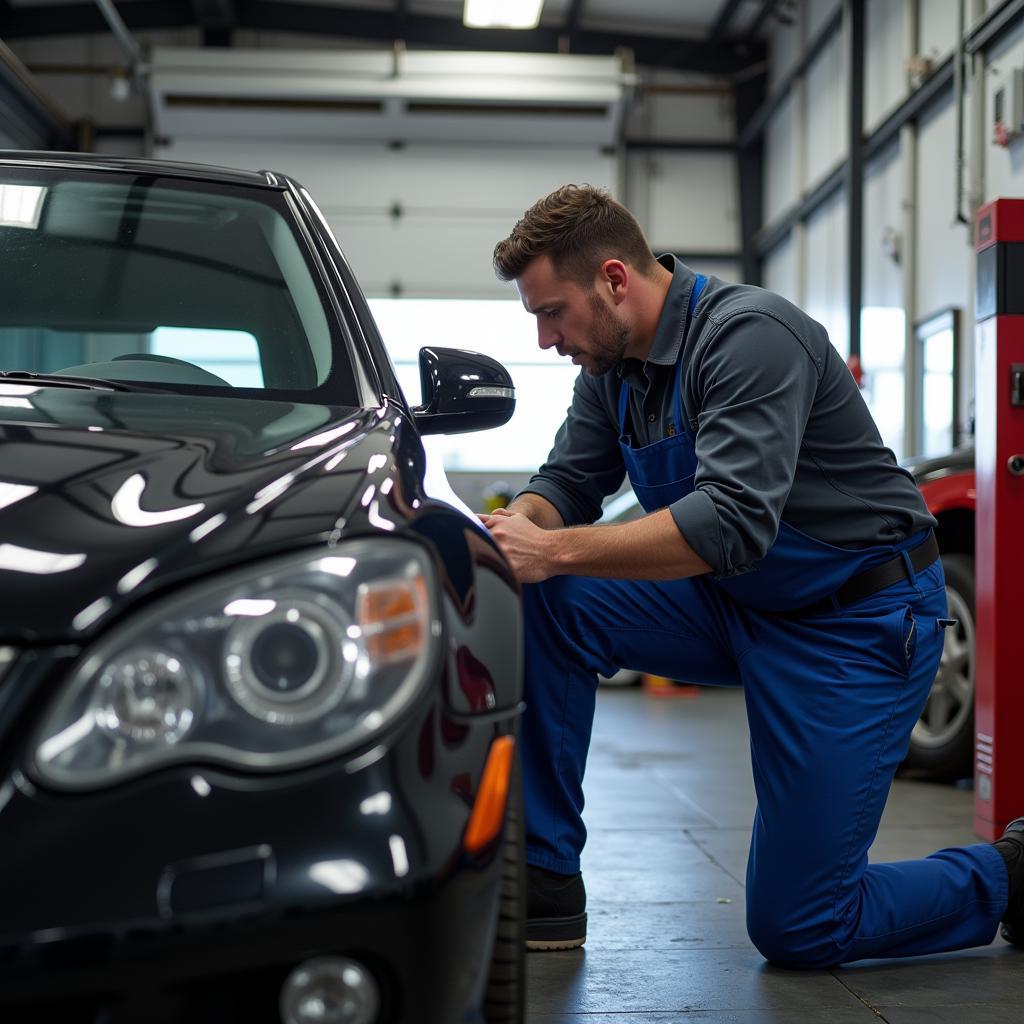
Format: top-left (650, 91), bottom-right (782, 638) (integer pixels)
top-left (0, 0), bottom-right (778, 73)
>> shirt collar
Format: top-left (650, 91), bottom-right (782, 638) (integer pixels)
top-left (647, 254), bottom-right (697, 366)
top-left (617, 254), bottom-right (697, 382)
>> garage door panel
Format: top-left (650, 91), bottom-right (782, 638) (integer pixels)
top-left (333, 214), bottom-right (523, 299)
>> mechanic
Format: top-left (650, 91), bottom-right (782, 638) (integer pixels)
top-left (481, 184), bottom-right (1024, 966)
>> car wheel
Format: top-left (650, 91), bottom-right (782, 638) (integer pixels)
top-left (905, 552), bottom-right (975, 782)
top-left (482, 751), bottom-right (525, 1024)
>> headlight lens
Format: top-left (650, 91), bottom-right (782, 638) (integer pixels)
top-left (32, 540), bottom-right (438, 789)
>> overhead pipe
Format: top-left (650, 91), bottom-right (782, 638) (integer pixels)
top-left (94, 0), bottom-right (149, 103)
top-left (954, 0), bottom-right (969, 227)
top-left (94, 0), bottom-right (142, 67)
top-left (902, 0), bottom-right (920, 458)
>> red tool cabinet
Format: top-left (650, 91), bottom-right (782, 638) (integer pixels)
top-left (973, 198), bottom-right (1024, 840)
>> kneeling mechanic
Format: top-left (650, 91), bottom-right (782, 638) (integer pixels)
top-left (481, 184), bottom-right (1024, 967)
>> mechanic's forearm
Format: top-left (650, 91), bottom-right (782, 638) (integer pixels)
top-left (505, 492), bottom-right (565, 530)
top-left (550, 508), bottom-right (713, 580)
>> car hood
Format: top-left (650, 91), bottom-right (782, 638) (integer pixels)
top-left (0, 386), bottom-right (411, 643)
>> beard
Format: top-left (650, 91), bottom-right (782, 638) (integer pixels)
top-left (583, 292), bottom-right (630, 376)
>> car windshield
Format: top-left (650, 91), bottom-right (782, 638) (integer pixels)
top-left (0, 168), bottom-right (362, 404)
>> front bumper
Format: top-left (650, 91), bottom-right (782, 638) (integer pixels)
top-left (0, 869), bottom-right (501, 1023)
top-left (0, 685), bottom-right (510, 1023)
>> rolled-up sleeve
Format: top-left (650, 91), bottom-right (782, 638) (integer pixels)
top-left (670, 312), bottom-right (820, 576)
top-left (516, 371), bottom-right (625, 526)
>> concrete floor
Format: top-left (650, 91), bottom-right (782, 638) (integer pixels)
top-left (525, 685), bottom-right (1020, 1023)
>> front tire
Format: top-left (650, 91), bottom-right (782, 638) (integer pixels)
top-left (482, 753), bottom-right (525, 1024)
top-left (904, 552), bottom-right (975, 782)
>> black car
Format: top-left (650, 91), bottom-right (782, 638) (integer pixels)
top-left (0, 152), bottom-right (525, 1024)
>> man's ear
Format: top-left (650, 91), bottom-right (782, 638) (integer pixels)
top-left (598, 259), bottom-right (629, 304)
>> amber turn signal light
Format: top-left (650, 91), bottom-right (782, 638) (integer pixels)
top-left (463, 735), bottom-right (516, 854)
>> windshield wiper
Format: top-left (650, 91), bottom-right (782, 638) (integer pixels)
top-left (0, 371), bottom-right (172, 394)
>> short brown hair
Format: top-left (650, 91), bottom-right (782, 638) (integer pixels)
top-left (493, 184), bottom-right (657, 285)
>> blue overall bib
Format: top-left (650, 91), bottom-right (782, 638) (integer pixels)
top-left (520, 275), bottom-right (1008, 966)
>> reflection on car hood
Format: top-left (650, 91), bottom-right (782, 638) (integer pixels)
top-left (0, 387), bottom-right (407, 642)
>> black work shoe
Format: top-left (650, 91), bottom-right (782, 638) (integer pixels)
top-left (994, 817), bottom-right (1024, 947)
top-left (526, 865), bottom-right (587, 951)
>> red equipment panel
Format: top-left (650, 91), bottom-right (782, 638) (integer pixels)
top-left (973, 200), bottom-right (1024, 840)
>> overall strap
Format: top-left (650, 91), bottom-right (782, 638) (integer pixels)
top-left (673, 273), bottom-right (707, 434)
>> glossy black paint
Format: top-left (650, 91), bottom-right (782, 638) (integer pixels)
top-left (0, 152), bottom-right (522, 1022)
top-left (414, 347), bottom-right (516, 436)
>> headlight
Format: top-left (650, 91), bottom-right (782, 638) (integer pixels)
top-left (32, 540), bottom-right (438, 789)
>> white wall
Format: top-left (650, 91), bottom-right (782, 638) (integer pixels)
top-left (768, 15), bottom-right (803, 89)
top-left (981, 17), bottom-right (1024, 202)
top-left (623, 67), bottom-right (739, 271)
top-left (920, 0), bottom-right (962, 65)
top-left (158, 136), bottom-right (616, 300)
top-left (624, 69), bottom-right (734, 143)
top-left (808, 0), bottom-right (842, 40)
top-left (805, 30), bottom-right (847, 184)
top-left (763, 233), bottom-right (800, 304)
top-left (626, 150), bottom-right (739, 254)
top-left (804, 187), bottom-right (849, 357)
top-left (915, 95), bottom-right (971, 319)
top-left (865, 0), bottom-right (907, 133)
top-left (764, 91), bottom-right (799, 224)
top-left (862, 142), bottom-right (904, 310)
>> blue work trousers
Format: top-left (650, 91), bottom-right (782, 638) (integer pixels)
top-left (520, 558), bottom-right (1009, 966)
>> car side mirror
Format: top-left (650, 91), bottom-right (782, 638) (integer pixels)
top-left (412, 347), bottom-right (515, 436)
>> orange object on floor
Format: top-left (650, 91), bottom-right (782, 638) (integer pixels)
top-left (642, 675), bottom-right (700, 698)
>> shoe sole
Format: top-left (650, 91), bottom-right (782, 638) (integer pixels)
top-left (526, 911), bottom-right (587, 951)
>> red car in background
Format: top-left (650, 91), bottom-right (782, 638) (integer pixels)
top-left (902, 446), bottom-right (976, 782)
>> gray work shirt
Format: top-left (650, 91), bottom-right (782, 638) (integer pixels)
top-left (518, 256), bottom-right (936, 578)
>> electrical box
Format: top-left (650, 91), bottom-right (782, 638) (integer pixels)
top-left (993, 69), bottom-right (1024, 147)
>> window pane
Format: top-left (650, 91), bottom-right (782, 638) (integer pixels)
top-left (0, 173), bottom-right (346, 398)
top-left (922, 327), bottom-right (955, 456)
top-left (860, 306), bottom-right (906, 457)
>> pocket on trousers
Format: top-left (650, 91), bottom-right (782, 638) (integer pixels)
top-left (899, 607), bottom-right (917, 669)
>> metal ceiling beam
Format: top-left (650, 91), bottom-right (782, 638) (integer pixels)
top-left (749, 0), bottom-right (780, 38)
top-left (235, 2), bottom-right (761, 73)
top-left (709, 0), bottom-right (745, 40)
top-left (0, 1), bottom-right (762, 73)
top-left (564, 0), bottom-right (586, 34)
top-left (192, 0), bottom-right (235, 46)
top-left (1, 1), bottom-right (192, 38)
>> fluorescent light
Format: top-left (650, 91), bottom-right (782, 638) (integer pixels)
top-left (464, 0), bottom-right (544, 29)
top-left (0, 184), bottom-right (45, 229)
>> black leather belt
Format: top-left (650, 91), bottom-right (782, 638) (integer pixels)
top-left (793, 530), bottom-right (940, 616)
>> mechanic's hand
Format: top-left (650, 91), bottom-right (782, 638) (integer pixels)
top-left (476, 506), bottom-right (514, 525)
top-left (480, 511), bottom-right (555, 584)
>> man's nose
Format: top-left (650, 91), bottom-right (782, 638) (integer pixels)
top-left (537, 322), bottom-right (561, 351)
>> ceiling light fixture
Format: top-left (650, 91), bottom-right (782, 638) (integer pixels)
top-left (464, 0), bottom-right (544, 30)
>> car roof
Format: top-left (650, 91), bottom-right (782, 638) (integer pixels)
top-left (0, 150), bottom-right (287, 190)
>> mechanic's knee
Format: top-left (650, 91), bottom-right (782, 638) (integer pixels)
top-left (746, 902), bottom-right (842, 969)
